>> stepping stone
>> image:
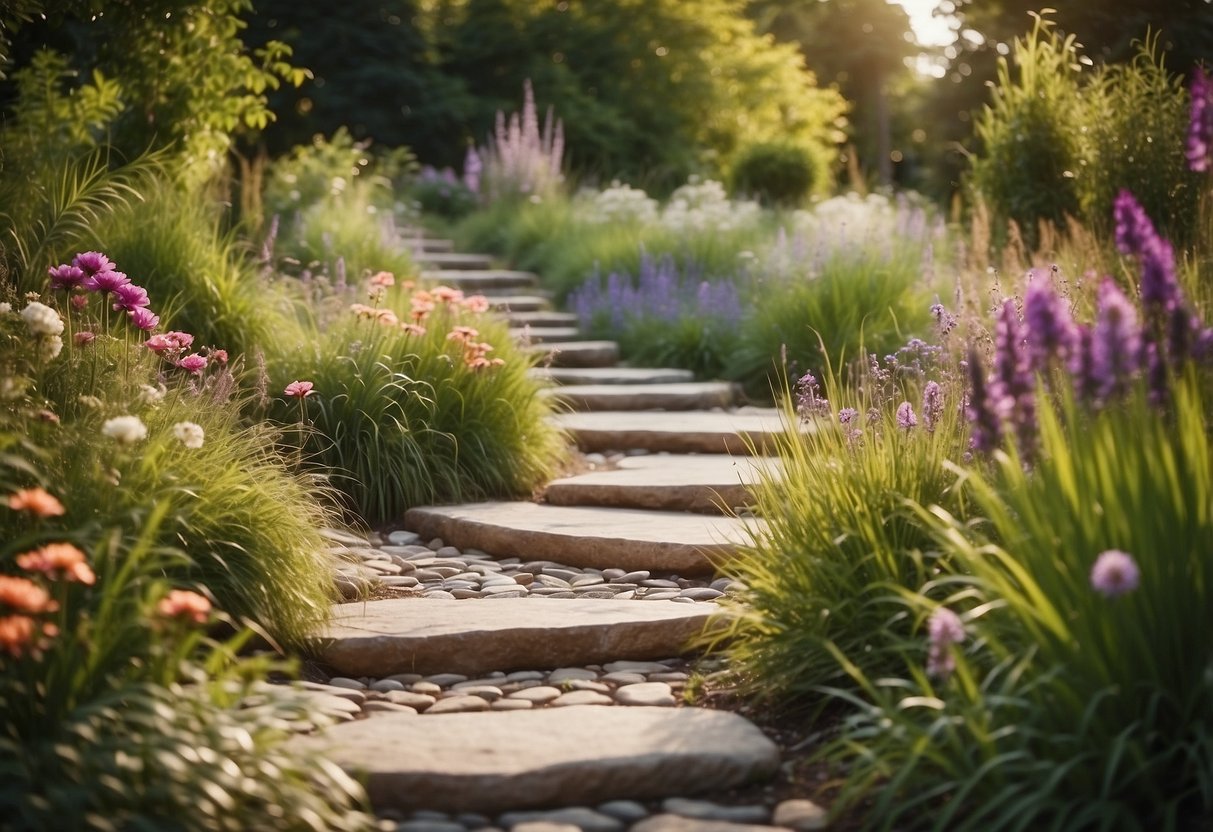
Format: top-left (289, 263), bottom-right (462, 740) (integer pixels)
top-left (541, 382), bottom-right (738, 412)
top-left (414, 252), bottom-right (494, 270)
top-left (530, 367), bottom-right (696, 386)
top-left (419, 269), bottom-right (540, 292)
top-left (489, 294), bottom-right (552, 313)
top-left (401, 237), bottom-right (455, 253)
top-left (508, 310), bottom-right (580, 328)
top-left (403, 502), bottom-right (763, 575)
top-left (510, 326), bottom-right (585, 344)
top-left (530, 341), bottom-right (620, 368)
top-left (543, 455), bottom-right (777, 514)
top-left (291, 706), bottom-right (779, 813)
top-left (554, 409), bottom-right (798, 454)
top-left (316, 598), bottom-right (713, 677)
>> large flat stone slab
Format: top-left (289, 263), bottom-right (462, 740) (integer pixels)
top-left (294, 706), bottom-right (779, 813)
top-left (530, 366), bottom-right (696, 386)
top-left (554, 409), bottom-right (796, 454)
top-left (530, 340), bottom-right (620, 368)
top-left (511, 326), bottom-right (584, 343)
top-left (489, 294), bottom-right (552, 313)
top-left (508, 310), bottom-right (580, 328)
top-left (317, 598), bottom-right (713, 676)
top-left (541, 382), bottom-right (739, 412)
top-left (403, 502), bottom-right (761, 574)
top-left (415, 252), bottom-right (495, 270)
top-left (401, 237), bottom-right (455, 253)
top-left (544, 455), bottom-right (778, 513)
top-left (419, 269), bottom-right (540, 292)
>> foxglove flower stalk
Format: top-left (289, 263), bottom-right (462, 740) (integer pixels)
top-left (1090, 279), bottom-right (1141, 401)
top-left (1187, 66), bottom-right (1213, 172)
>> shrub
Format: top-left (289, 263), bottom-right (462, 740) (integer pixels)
top-left (729, 141), bottom-right (820, 207)
top-left (407, 166), bottom-right (480, 221)
top-left (265, 275), bottom-right (566, 525)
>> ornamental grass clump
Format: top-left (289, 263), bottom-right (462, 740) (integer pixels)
top-left (265, 272), bottom-right (565, 525)
top-left (568, 253), bottom-right (743, 379)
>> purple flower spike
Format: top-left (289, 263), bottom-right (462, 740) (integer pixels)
top-left (111, 283), bottom-right (149, 312)
top-left (926, 607), bottom-right (965, 679)
top-left (896, 401), bottom-right (918, 432)
top-left (1187, 66), bottom-right (1213, 172)
top-left (84, 270), bottom-right (130, 295)
top-left (128, 307), bottom-right (160, 331)
top-left (993, 300), bottom-right (1037, 455)
top-left (1023, 282), bottom-right (1077, 372)
top-left (1090, 279), bottom-right (1142, 401)
top-left (921, 381), bottom-right (943, 433)
top-left (1114, 191), bottom-right (1181, 315)
top-left (965, 348), bottom-right (1003, 454)
top-left (72, 251), bottom-right (115, 277)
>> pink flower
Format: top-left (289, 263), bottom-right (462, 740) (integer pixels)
top-left (111, 283), bottom-right (149, 312)
top-left (146, 331), bottom-right (194, 354)
top-left (127, 307), bottom-right (159, 331)
top-left (17, 543), bottom-right (96, 585)
top-left (1090, 550), bottom-right (1140, 598)
top-left (926, 607), bottom-right (965, 679)
top-left (69, 294), bottom-right (89, 311)
top-left (462, 295), bottom-right (490, 314)
top-left (6, 487), bottom-right (65, 518)
top-left (284, 380), bottom-right (315, 399)
top-left (83, 270), bottom-right (130, 295)
top-left (369, 271), bottom-right (395, 288)
top-left (157, 589), bottom-right (212, 624)
top-left (72, 251), bottom-right (114, 276)
top-left (74, 331), bottom-right (96, 346)
top-left (48, 264), bottom-right (87, 291)
top-left (176, 353), bottom-right (207, 375)
top-left (210, 349), bottom-right (228, 364)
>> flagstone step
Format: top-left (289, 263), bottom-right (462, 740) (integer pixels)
top-left (543, 454), bottom-right (778, 514)
top-left (508, 310), bottom-right (580, 328)
top-left (530, 340), bottom-right (621, 368)
top-left (530, 366), bottom-right (697, 386)
top-left (489, 294), bottom-right (553, 313)
top-left (510, 326), bottom-right (585, 344)
top-left (415, 252), bottom-right (495, 270)
top-left (403, 502), bottom-right (763, 575)
top-left (292, 706), bottom-right (780, 814)
top-left (401, 237), bottom-right (455, 253)
top-left (317, 597), bottom-right (713, 677)
top-left (420, 269), bottom-right (541, 293)
top-left (554, 409), bottom-right (797, 455)
top-left (541, 382), bottom-right (739, 412)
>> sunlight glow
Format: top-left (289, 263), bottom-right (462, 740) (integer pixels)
top-left (892, 0), bottom-right (957, 47)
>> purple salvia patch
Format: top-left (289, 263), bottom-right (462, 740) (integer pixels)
top-left (965, 348), bottom-right (1002, 454)
top-left (1023, 281), bottom-right (1077, 372)
top-left (1090, 279), bottom-right (1142, 402)
top-left (1113, 190), bottom-right (1182, 315)
top-left (1187, 66), bottom-right (1213, 172)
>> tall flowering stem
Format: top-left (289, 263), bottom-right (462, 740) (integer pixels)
top-left (1187, 66), bottom-right (1213, 172)
top-left (992, 300), bottom-right (1037, 458)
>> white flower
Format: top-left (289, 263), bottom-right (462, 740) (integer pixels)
top-left (102, 415), bottom-right (148, 445)
top-left (0, 302), bottom-right (11, 313)
top-left (172, 421), bottom-right (205, 449)
top-left (20, 301), bottom-right (64, 336)
top-left (39, 335), bottom-right (63, 361)
top-left (138, 384), bottom-right (166, 405)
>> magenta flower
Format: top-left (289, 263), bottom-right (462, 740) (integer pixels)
top-left (111, 283), bottom-right (149, 312)
top-left (83, 270), bottom-right (130, 295)
top-left (176, 353), bottom-right (207, 375)
top-left (926, 607), bottom-right (965, 679)
top-left (1090, 279), bottom-right (1142, 401)
top-left (48, 264), bottom-right (87, 291)
top-left (1187, 66), bottom-right (1213, 172)
top-left (1113, 191), bottom-right (1181, 315)
top-left (146, 331), bottom-right (194, 354)
top-left (127, 307), bottom-right (160, 331)
top-left (72, 251), bottom-right (115, 276)
top-left (74, 331), bottom-right (96, 346)
top-left (1090, 549), bottom-right (1140, 598)
top-left (1023, 282), bottom-right (1078, 372)
top-left (284, 380), bottom-right (315, 399)
top-left (896, 401), bottom-right (918, 432)
top-left (70, 294), bottom-right (89, 311)
top-left (921, 381), bottom-right (943, 433)
top-left (993, 299), bottom-right (1037, 456)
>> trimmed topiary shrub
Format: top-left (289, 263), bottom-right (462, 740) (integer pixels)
top-left (729, 141), bottom-right (819, 207)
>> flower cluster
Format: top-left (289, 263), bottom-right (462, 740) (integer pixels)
top-left (481, 79), bottom-right (564, 201)
top-left (49, 251), bottom-right (161, 333)
top-left (660, 178), bottom-right (760, 235)
top-left (1187, 66), bottom-right (1213, 172)
top-left (926, 606), bottom-right (966, 679)
top-left (446, 325), bottom-right (504, 371)
top-left (1089, 549), bottom-right (1140, 598)
top-left (575, 182), bottom-right (659, 225)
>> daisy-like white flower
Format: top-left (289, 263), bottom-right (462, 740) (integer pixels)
top-left (101, 415), bottom-right (148, 445)
top-left (172, 421), bottom-right (205, 450)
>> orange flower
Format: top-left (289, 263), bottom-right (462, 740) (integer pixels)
top-left (157, 589), bottom-right (212, 624)
top-left (446, 326), bottom-right (480, 343)
top-left (0, 615), bottom-right (37, 657)
top-left (431, 285), bottom-right (464, 304)
top-left (462, 295), bottom-right (490, 314)
top-left (0, 575), bottom-right (57, 613)
top-left (6, 487), bottom-right (65, 518)
top-left (369, 271), bottom-right (395, 288)
top-left (17, 543), bottom-right (96, 585)
top-left (400, 323), bottom-right (427, 338)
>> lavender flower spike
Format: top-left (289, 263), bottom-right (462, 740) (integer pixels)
top-left (1187, 66), bottom-right (1213, 172)
top-left (1090, 278), bottom-right (1142, 402)
top-left (965, 348), bottom-right (1002, 454)
top-left (921, 381), bottom-right (943, 433)
top-left (993, 299), bottom-right (1037, 456)
top-left (1113, 190), bottom-right (1181, 315)
top-left (896, 401), bottom-right (918, 432)
top-left (1023, 281), bottom-right (1077, 372)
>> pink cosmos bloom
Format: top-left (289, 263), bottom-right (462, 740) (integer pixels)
top-left (48, 264), bottom-right (87, 291)
top-left (284, 380), bottom-right (315, 398)
top-left (1090, 550), bottom-right (1140, 598)
top-left (83, 270), bottom-right (130, 295)
top-left (176, 353), bottom-right (207, 375)
top-left (111, 283), bottom-right (150, 312)
top-left (128, 307), bottom-right (160, 331)
top-left (72, 251), bottom-right (114, 276)
top-left (146, 331), bottom-right (194, 354)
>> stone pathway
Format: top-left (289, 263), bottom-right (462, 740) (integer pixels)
top-left (285, 243), bottom-right (829, 831)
